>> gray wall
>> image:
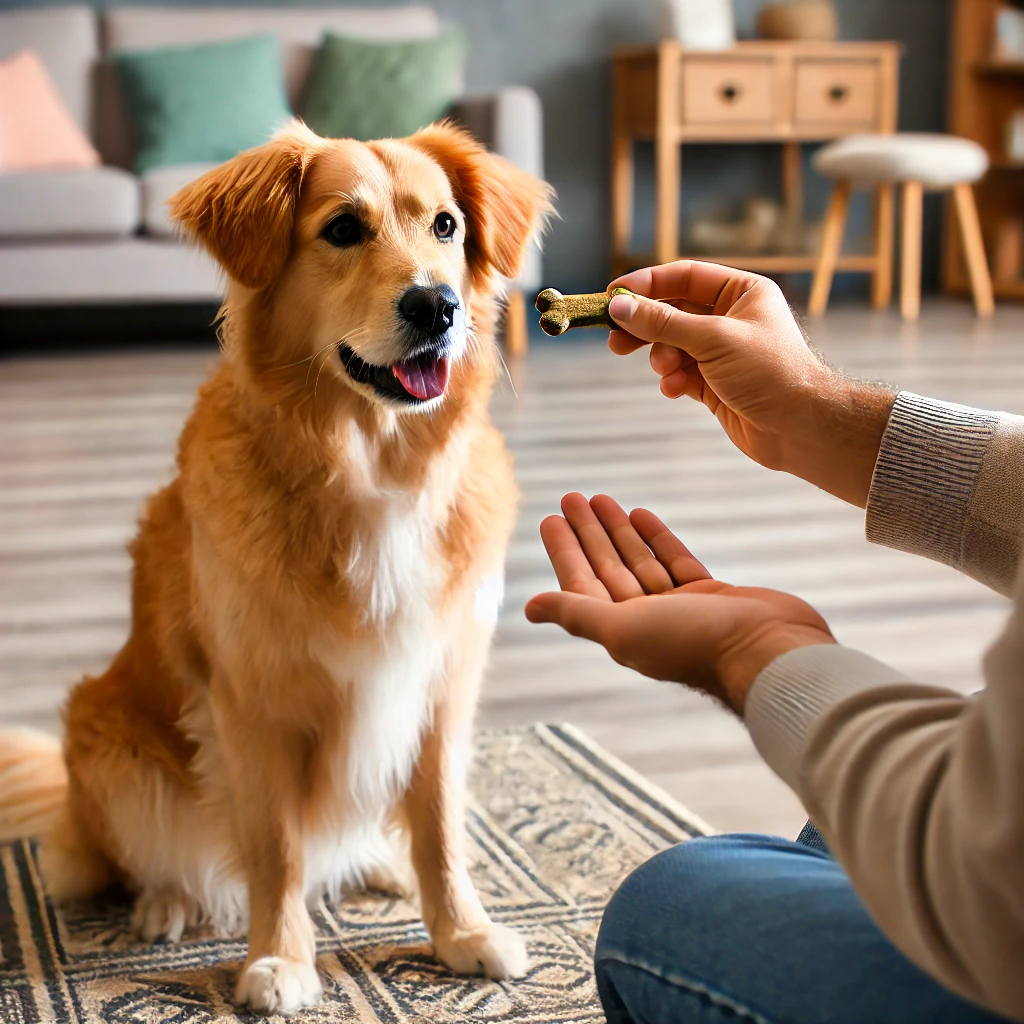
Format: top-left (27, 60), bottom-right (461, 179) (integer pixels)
top-left (445, 0), bottom-right (949, 293)
top-left (6, 0), bottom-right (951, 294)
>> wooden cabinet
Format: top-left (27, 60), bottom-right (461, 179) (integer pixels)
top-left (611, 41), bottom-right (901, 276)
top-left (945, 0), bottom-right (1024, 299)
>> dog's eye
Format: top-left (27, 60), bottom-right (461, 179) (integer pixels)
top-left (433, 212), bottom-right (456, 242)
top-left (322, 214), bottom-right (362, 248)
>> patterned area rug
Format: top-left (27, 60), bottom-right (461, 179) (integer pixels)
top-left (0, 724), bottom-right (710, 1023)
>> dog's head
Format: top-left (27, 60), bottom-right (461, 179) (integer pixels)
top-left (170, 122), bottom-right (552, 413)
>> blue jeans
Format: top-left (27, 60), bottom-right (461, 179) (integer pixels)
top-left (594, 829), bottom-right (1010, 1024)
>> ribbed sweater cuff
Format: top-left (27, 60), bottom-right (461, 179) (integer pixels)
top-left (745, 645), bottom-right (911, 792)
top-left (866, 391), bottom-right (999, 562)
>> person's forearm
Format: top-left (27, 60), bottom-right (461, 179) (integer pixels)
top-left (867, 393), bottom-right (1024, 596)
top-left (779, 369), bottom-right (895, 509)
top-left (746, 637), bottom-right (1024, 1022)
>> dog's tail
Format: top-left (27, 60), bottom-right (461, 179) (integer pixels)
top-left (0, 727), bottom-right (67, 842)
top-left (0, 727), bottom-right (113, 898)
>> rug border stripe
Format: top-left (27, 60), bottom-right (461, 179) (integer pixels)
top-left (542, 724), bottom-right (715, 838)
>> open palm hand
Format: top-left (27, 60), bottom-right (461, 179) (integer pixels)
top-left (525, 493), bottom-right (835, 714)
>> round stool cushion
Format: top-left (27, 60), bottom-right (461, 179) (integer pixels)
top-left (813, 133), bottom-right (989, 189)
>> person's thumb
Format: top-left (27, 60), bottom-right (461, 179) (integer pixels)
top-left (524, 591), bottom-right (616, 644)
top-left (609, 292), bottom-right (720, 358)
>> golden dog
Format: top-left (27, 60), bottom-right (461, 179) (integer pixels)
top-left (0, 121), bottom-right (552, 1014)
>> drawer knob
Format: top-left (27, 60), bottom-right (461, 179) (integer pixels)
top-left (719, 83), bottom-right (742, 103)
top-left (828, 84), bottom-right (849, 103)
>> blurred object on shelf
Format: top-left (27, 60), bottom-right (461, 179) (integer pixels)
top-left (687, 197), bottom-right (821, 256)
top-left (994, 7), bottom-right (1024, 58)
top-left (659, 0), bottom-right (735, 50)
top-left (756, 1), bottom-right (838, 42)
top-left (1004, 110), bottom-right (1024, 161)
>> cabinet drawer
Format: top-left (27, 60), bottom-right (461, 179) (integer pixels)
top-left (794, 60), bottom-right (879, 129)
top-left (681, 59), bottom-right (775, 127)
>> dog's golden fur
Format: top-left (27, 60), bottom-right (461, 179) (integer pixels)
top-left (0, 122), bottom-right (552, 1014)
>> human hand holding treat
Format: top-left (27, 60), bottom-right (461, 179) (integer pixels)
top-left (524, 493), bottom-right (835, 715)
top-left (603, 260), bottom-right (896, 508)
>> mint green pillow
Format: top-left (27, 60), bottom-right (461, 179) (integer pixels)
top-left (301, 29), bottom-right (466, 141)
top-left (114, 35), bottom-right (292, 174)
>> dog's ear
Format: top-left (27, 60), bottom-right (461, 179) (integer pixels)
top-left (409, 122), bottom-right (554, 283)
top-left (168, 123), bottom-right (321, 290)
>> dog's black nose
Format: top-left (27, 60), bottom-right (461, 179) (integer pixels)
top-left (398, 285), bottom-right (459, 338)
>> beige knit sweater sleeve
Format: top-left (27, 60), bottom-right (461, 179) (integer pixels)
top-left (745, 392), bottom-right (1024, 1022)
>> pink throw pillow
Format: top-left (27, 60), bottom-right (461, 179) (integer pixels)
top-left (0, 49), bottom-right (100, 172)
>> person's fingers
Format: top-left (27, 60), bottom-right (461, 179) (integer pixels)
top-left (560, 493), bottom-right (645, 601)
top-left (660, 369), bottom-right (688, 399)
top-left (539, 513), bottom-right (612, 601)
top-left (608, 329), bottom-right (647, 356)
top-left (524, 590), bottom-right (619, 645)
top-left (649, 343), bottom-right (690, 376)
top-left (629, 508), bottom-right (714, 586)
top-left (610, 260), bottom-right (761, 313)
top-left (589, 494), bottom-right (676, 594)
top-left (608, 292), bottom-right (743, 360)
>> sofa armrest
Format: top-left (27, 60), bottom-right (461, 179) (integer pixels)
top-left (449, 86), bottom-right (544, 292)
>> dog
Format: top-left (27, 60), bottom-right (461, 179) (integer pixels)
top-left (0, 120), bottom-right (552, 1015)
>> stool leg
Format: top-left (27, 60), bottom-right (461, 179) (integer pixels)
top-left (900, 181), bottom-right (924, 321)
top-left (809, 180), bottom-right (850, 317)
top-left (871, 183), bottom-right (895, 311)
top-left (953, 182), bottom-right (995, 317)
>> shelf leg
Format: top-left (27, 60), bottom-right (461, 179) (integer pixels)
top-left (782, 142), bottom-right (803, 221)
top-left (611, 57), bottom-right (635, 281)
top-left (900, 181), bottom-right (924, 321)
top-left (611, 133), bottom-right (634, 279)
top-left (994, 217), bottom-right (1023, 285)
top-left (504, 289), bottom-right (529, 358)
top-left (655, 41), bottom-right (680, 267)
top-left (808, 179), bottom-right (851, 317)
top-left (954, 182), bottom-right (995, 317)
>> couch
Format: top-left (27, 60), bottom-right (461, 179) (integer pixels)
top-left (0, 5), bottom-right (543, 352)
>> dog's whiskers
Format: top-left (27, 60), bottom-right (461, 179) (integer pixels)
top-left (497, 348), bottom-right (519, 400)
top-left (312, 326), bottom-right (369, 402)
top-left (302, 328), bottom-right (368, 391)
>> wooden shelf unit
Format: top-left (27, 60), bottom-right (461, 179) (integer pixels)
top-left (611, 40), bottom-right (901, 278)
top-left (947, 0), bottom-right (1024, 298)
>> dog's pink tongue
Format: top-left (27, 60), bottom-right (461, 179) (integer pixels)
top-left (393, 355), bottom-right (450, 401)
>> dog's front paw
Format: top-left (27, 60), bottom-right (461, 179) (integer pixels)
top-left (434, 923), bottom-right (528, 980)
top-left (235, 956), bottom-right (322, 1015)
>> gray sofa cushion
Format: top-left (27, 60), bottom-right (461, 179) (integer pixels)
top-left (0, 238), bottom-right (221, 304)
top-left (0, 168), bottom-right (140, 239)
top-left (141, 163), bottom-right (216, 236)
top-left (0, 6), bottom-right (98, 135)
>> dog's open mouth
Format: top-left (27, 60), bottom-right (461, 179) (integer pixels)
top-left (338, 344), bottom-right (451, 404)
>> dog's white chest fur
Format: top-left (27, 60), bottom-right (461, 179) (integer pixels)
top-left (304, 495), bottom-right (446, 897)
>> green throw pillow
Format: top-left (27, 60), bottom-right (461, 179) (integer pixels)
top-left (114, 35), bottom-right (293, 174)
top-left (301, 29), bottom-right (466, 141)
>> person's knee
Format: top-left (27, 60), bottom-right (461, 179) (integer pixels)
top-left (596, 837), bottom-right (794, 1024)
top-left (597, 834), bottom-right (820, 964)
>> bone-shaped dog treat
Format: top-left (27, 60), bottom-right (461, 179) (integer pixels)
top-left (535, 286), bottom-right (635, 336)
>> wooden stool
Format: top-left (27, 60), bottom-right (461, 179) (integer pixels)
top-left (808, 133), bottom-right (994, 320)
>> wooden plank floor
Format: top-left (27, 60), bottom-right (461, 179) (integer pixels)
top-left (2, 301), bottom-right (1020, 839)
